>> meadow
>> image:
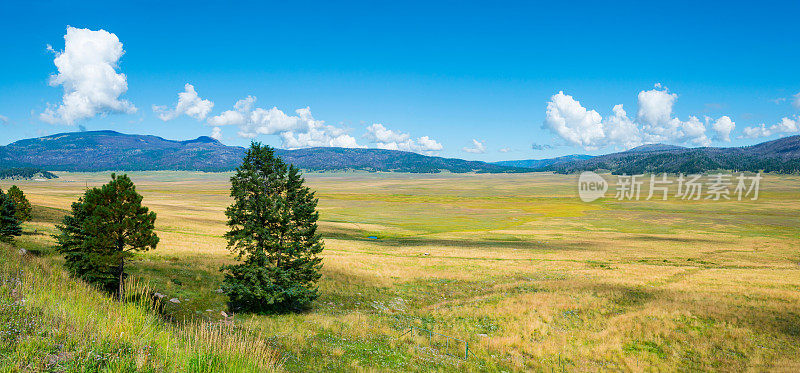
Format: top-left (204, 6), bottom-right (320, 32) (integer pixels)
top-left (2, 171), bottom-right (800, 371)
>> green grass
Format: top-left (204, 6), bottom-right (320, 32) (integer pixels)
top-left (0, 242), bottom-right (280, 372)
top-left (1, 171), bottom-right (800, 371)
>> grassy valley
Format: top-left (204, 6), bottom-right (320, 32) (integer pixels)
top-left (2, 171), bottom-right (800, 371)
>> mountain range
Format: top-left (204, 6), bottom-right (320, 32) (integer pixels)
top-left (492, 154), bottom-right (594, 169)
top-left (1, 130), bottom-right (799, 175)
top-left (499, 135), bottom-right (800, 174)
top-left (0, 131), bottom-right (527, 173)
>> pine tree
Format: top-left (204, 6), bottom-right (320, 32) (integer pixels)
top-left (55, 174), bottom-right (159, 299)
top-left (222, 143), bottom-right (324, 313)
top-left (7, 185), bottom-right (32, 222)
top-left (0, 189), bottom-right (22, 242)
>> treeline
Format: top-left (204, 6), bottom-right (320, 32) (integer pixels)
top-left (544, 151), bottom-right (800, 175)
top-left (0, 185), bottom-right (33, 242)
top-left (0, 167), bottom-right (58, 179)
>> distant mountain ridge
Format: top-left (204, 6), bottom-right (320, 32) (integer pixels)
top-left (3, 131), bottom-right (799, 174)
top-left (0, 131), bottom-right (529, 173)
top-left (539, 136), bottom-right (800, 174)
top-left (492, 154), bottom-right (594, 169)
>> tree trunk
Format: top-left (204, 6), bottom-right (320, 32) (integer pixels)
top-left (118, 256), bottom-right (124, 301)
top-left (118, 238), bottom-right (125, 302)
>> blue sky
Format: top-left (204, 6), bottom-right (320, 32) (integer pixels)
top-left (1, 0), bottom-right (798, 161)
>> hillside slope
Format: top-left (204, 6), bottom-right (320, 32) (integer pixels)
top-left (0, 242), bottom-right (278, 370)
top-left (0, 131), bottom-right (244, 172)
top-left (492, 154), bottom-right (594, 169)
top-left (541, 136), bottom-right (800, 174)
top-left (0, 131), bottom-right (528, 173)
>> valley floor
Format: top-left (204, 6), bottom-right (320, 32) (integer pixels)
top-left (3, 171), bottom-right (800, 371)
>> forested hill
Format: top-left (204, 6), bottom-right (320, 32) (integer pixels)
top-left (5, 130), bottom-right (799, 174)
top-left (0, 167), bottom-right (58, 179)
top-left (538, 136), bottom-right (800, 174)
top-left (492, 154), bottom-right (594, 169)
top-left (0, 130), bottom-right (529, 173)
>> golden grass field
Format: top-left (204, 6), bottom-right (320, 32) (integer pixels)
top-left (3, 171), bottom-right (800, 371)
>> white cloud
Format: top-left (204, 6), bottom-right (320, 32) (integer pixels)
top-left (211, 126), bottom-right (222, 140)
top-left (741, 116), bottom-right (799, 139)
top-left (0, 115), bottom-right (8, 125)
top-left (543, 91), bottom-right (604, 150)
top-left (208, 97), bottom-right (361, 149)
top-left (793, 92), bottom-right (800, 109)
top-left (463, 139), bottom-right (486, 154)
top-left (742, 123), bottom-right (771, 139)
top-left (153, 84), bottom-right (213, 121)
top-left (709, 115), bottom-right (735, 142)
top-left (40, 27), bottom-right (135, 125)
top-left (364, 123), bottom-right (410, 143)
top-left (499, 147), bottom-right (511, 153)
top-left (364, 123), bottom-right (443, 154)
top-left (280, 127), bottom-right (361, 149)
top-left (415, 136), bottom-right (444, 153)
top-left (603, 104), bottom-right (642, 149)
top-left (680, 116), bottom-right (710, 146)
top-left (637, 87), bottom-right (680, 142)
top-left (636, 86), bottom-right (709, 145)
top-left (542, 85), bottom-right (730, 150)
top-left (775, 116), bottom-right (799, 132)
top-left (207, 108), bottom-right (245, 127)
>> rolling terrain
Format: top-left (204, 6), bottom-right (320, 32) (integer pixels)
top-left (0, 131), bottom-right (527, 173)
top-left (3, 171), bottom-right (800, 371)
top-left (536, 136), bottom-right (800, 174)
top-left (496, 136), bottom-right (800, 174)
top-left (3, 131), bottom-right (800, 176)
top-left (492, 154), bottom-right (594, 169)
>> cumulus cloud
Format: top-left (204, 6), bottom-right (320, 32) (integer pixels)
top-left (210, 126), bottom-right (222, 140)
top-left (153, 84), bottom-right (213, 121)
top-left (499, 147), bottom-right (512, 153)
top-left (543, 92), bottom-right (604, 150)
top-left (463, 139), bottom-right (486, 154)
top-left (416, 136), bottom-right (444, 153)
top-left (742, 124), bottom-right (770, 139)
top-left (636, 86), bottom-right (711, 145)
top-left (637, 87), bottom-right (679, 142)
top-left (543, 92), bottom-right (643, 150)
top-left (682, 116), bottom-right (710, 146)
top-left (604, 104), bottom-right (642, 149)
top-left (543, 84), bottom-right (730, 150)
top-left (709, 115), bottom-right (735, 142)
top-left (41, 27), bottom-right (135, 125)
top-left (364, 123), bottom-right (409, 143)
top-left (742, 117), bottom-right (799, 139)
top-left (364, 123), bottom-right (443, 154)
top-left (208, 97), bottom-right (361, 149)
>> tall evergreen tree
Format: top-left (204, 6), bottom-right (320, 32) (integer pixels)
top-left (55, 174), bottom-right (158, 299)
top-left (7, 185), bottom-right (32, 222)
top-left (0, 189), bottom-right (22, 242)
top-left (222, 143), bottom-right (324, 313)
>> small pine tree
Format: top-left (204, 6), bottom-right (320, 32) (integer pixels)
top-left (7, 185), bottom-right (32, 222)
top-left (222, 143), bottom-right (324, 313)
top-left (55, 174), bottom-right (159, 298)
top-left (0, 189), bottom-right (22, 242)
